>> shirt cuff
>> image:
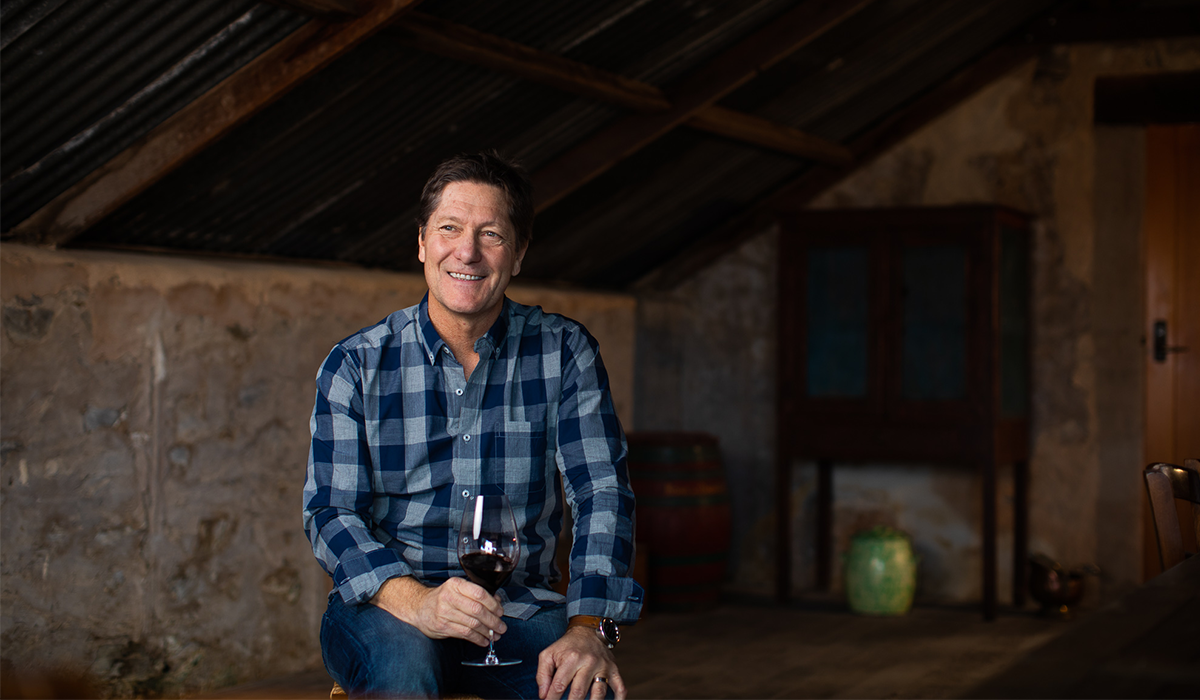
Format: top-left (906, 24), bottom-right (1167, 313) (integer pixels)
top-left (333, 546), bottom-right (413, 605)
top-left (565, 574), bottom-right (644, 623)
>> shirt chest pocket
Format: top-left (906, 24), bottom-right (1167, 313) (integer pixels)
top-left (491, 421), bottom-right (550, 497)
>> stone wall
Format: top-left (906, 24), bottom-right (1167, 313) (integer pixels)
top-left (0, 244), bottom-right (635, 696)
top-left (634, 39), bottom-right (1200, 602)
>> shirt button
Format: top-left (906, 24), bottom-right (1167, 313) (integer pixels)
top-left (462, 489), bottom-right (470, 498)
top-left (463, 434), bottom-right (471, 442)
top-left (455, 389), bottom-right (463, 396)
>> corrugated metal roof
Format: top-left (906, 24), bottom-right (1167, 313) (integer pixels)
top-left (523, 0), bottom-right (1063, 287)
top-left (0, 0), bottom-right (305, 229)
top-left (1, 0), bottom-right (1121, 288)
top-left (67, 0), bottom-right (813, 270)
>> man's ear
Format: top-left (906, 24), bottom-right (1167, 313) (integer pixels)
top-left (417, 227), bottom-right (426, 263)
top-left (512, 241), bottom-right (528, 277)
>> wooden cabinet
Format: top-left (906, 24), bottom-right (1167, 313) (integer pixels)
top-left (775, 205), bottom-right (1031, 619)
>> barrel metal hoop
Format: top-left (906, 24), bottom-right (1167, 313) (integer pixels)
top-left (636, 494), bottom-right (731, 508)
top-left (649, 551), bottom-right (728, 567)
top-left (630, 468), bottom-right (724, 481)
top-left (627, 445), bottom-right (721, 463)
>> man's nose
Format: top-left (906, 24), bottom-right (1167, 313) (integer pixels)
top-left (455, 231), bottom-right (482, 261)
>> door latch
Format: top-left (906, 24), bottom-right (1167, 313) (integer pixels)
top-left (1153, 320), bottom-right (1188, 362)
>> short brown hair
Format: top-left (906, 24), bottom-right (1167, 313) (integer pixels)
top-left (417, 151), bottom-right (534, 251)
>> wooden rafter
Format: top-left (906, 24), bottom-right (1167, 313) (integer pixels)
top-left (10, 0), bottom-right (424, 247)
top-left (392, 13), bottom-right (670, 112)
top-left (765, 45), bottom-right (1038, 209)
top-left (634, 44), bottom-right (1039, 292)
top-left (530, 0), bottom-right (873, 212)
top-left (263, 0), bottom-right (370, 19)
top-left (390, 13), bottom-right (853, 166)
top-left (689, 106), bottom-right (853, 166)
top-left (1012, 6), bottom-right (1200, 45)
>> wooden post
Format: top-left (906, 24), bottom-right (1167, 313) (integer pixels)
top-left (982, 456), bottom-right (998, 620)
top-left (817, 459), bottom-right (834, 591)
top-left (1013, 459), bottom-right (1029, 607)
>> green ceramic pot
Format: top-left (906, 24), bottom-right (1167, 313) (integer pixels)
top-left (844, 526), bottom-right (917, 615)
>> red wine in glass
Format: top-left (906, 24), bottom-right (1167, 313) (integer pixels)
top-left (458, 493), bottom-right (521, 667)
top-left (461, 552), bottom-right (515, 594)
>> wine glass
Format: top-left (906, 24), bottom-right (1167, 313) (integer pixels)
top-left (458, 492), bottom-right (521, 667)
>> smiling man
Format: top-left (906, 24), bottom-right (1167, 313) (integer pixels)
top-left (304, 152), bottom-right (642, 700)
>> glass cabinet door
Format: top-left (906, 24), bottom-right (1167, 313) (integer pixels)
top-left (899, 244), bottom-right (967, 401)
top-left (806, 246), bottom-right (869, 398)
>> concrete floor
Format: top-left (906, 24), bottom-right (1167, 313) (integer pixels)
top-left (204, 599), bottom-right (1070, 699)
top-left (616, 599), bottom-right (1065, 698)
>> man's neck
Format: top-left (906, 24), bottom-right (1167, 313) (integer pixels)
top-left (427, 299), bottom-right (503, 380)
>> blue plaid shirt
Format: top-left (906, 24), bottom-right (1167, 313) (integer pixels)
top-left (303, 295), bottom-right (643, 623)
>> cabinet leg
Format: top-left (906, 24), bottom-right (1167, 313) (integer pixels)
top-left (776, 453), bottom-right (791, 602)
top-left (983, 458), bottom-right (997, 621)
top-left (1013, 460), bottom-right (1028, 608)
top-left (817, 460), bottom-right (833, 591)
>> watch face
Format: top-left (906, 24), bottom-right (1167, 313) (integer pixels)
top-left (600, 618), bottom-right (620, 644)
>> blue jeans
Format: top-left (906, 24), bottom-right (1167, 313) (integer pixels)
top-left (321, 591), bottom-right (566, 699)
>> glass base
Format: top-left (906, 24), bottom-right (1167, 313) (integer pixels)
top-left (462, 657), bottom-right (522, 667)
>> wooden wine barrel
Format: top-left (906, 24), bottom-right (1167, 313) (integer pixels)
top-left (627, 432), bottom-right (731, 611)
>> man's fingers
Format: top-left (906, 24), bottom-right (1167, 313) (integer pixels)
top-left (536, 650), bottom-right (556, 699)
top-left (446, 619), bottom-right (490, 647)
top-left (589, 673), bottom-right (607, 700)
top-left (419, 579), bottom-right (506, 644)
top-left (537, 629), bottom-right (622, 700)
top-left (441, 601), bottom-right (505, 645)
top-left (551, 663), bottom-right (576, 700)
top-left (449, 578), bottom-right (504, 611)
top-left (570, 664), bottom-right (599, 700)
top-left (608, 672), bottom-right (626, 700)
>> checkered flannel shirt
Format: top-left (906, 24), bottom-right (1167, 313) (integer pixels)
top-left (303, 295), bottom-right (643, 622)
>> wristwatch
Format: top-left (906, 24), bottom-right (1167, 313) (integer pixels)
top-left (568, 615), bottom-right (621, 649)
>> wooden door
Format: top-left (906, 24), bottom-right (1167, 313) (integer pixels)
top-left (1143, 124), bottom-right (1200, 579)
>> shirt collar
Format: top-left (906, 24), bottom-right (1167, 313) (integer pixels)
top-left (417, 294), bottom-right (445, 364)
top-left (474, 298), bottom-right (510, 357)
top-left (417, 294), bottom-right (511, 364)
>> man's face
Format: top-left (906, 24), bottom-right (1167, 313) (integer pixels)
top-left (419, 180), bottom-right (526, 331)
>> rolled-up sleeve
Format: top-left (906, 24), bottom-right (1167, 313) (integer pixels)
top-left (303, 346), bottom-right (412, 605)
top-left (555, 328), bottom-right (644, 623)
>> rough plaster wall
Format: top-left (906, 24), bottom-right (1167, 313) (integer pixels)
top-left (1092, 126), bottom-right (1146, 599)
top-left (0, 244), bottom-right (634, 696)
top-left (635, 38), bottom-right (1199, 603)
top-left (635, 228), bottom-right (778, 593)
top-left (809, 39), bottom-right (1199, 600)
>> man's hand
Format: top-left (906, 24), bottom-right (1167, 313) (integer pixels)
top-left (370, 576), bottom-right (506, 647)
top-left (536, 626), bottom-right (625, 700)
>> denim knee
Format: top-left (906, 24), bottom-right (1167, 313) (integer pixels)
top-left (321, 593), bottom-right (444, 697)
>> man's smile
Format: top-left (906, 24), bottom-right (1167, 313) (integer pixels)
top-left (449, 271), bottom-right (485, 281)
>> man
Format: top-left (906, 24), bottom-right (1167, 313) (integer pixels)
top-left (303, 152), bottom-right (642, 699)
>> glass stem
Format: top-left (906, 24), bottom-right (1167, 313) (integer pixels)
top-left (485, 629), bottom-right (498, 665)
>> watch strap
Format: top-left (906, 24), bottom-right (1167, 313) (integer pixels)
top-left (568, 615), bottom-right (618, 648)
top-left (567, 615), bottom-right (606, 630)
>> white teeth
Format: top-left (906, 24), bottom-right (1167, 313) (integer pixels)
top-left (449, 272), bottom-right (484, 281)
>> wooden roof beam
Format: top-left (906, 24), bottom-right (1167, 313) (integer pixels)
top-left (390, 13), bottom-right (853, 167)
top-left (1011, 6), bottom-right (1200, 45)
top-left (529, 0), bottom-right (873, 212)
top-left (9, 0), bottom-right (424, 247)
top-left (633, 44), bottom-right (1039, 293)
top-left (690, 105), bottom-right (853, 166)
top-left (392, 12), bottom-right (670, 112)
top-left (264, 0), bottom-right (371, 20)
